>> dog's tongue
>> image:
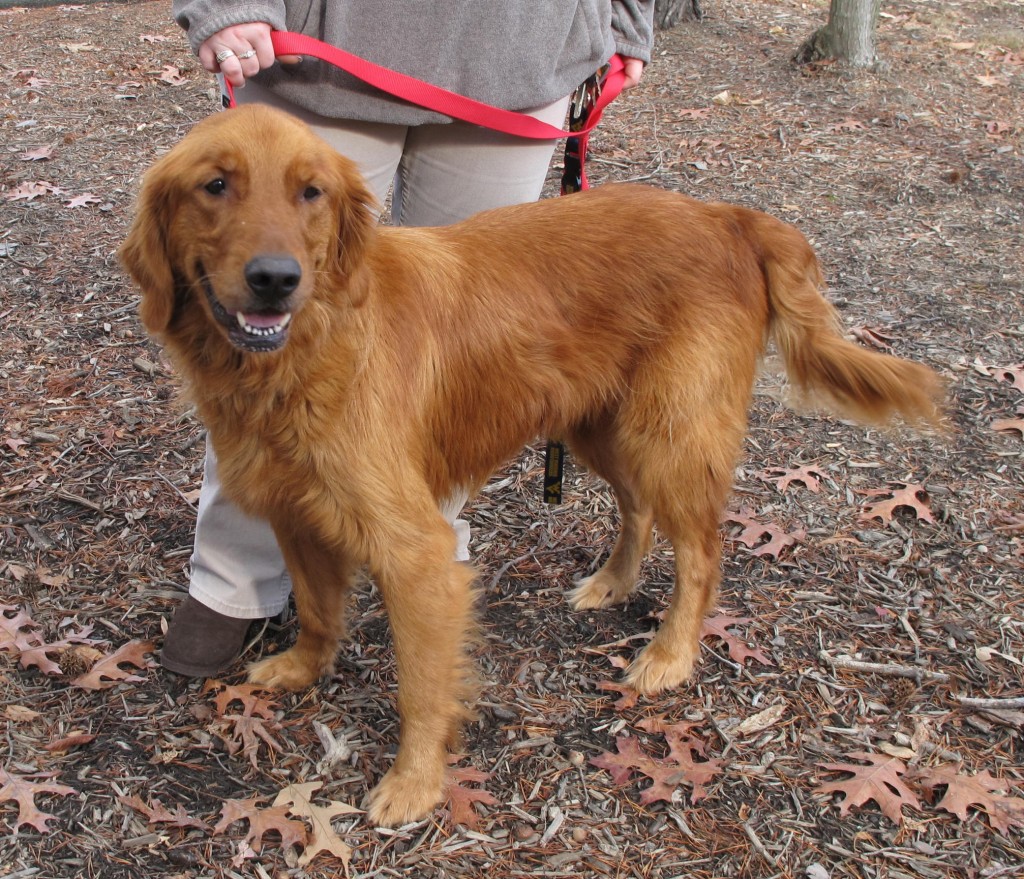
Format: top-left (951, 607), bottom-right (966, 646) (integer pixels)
top-left (242, 311), bottom-right (287, 328)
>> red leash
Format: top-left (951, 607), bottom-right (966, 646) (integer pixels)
top-left (224, 31), bottom-right (626, 143)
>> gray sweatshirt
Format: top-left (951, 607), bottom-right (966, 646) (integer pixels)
top-left (172, 0), bottom-right (655, 124)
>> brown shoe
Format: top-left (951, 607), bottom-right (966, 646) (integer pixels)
top-left (161, 595), bottom-right (259, 678)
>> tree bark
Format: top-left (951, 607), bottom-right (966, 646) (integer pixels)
top-left (793, 0), bottom-right (881, 67)
top-left (654, 0), bottom-right (703, 30)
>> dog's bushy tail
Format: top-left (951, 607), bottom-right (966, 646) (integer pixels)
top-left (757, 215), bottom-right (945, 428)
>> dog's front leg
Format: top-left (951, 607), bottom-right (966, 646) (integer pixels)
top-left (248, 526), bottom-right (355, 690)
top-left (366, 526), bottom-right (478, 826)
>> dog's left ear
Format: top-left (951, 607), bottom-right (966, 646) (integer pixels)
top-left (330, 155), bottom-right (379, 283)
top-left (119, 165), bottom-right (178, 336)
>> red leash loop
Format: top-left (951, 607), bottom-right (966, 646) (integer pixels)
top-left (223, 31), bottom-right (625, 142)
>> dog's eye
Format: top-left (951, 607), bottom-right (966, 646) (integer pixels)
top-left (302, 185), bottom-right (323, 202)
top-left (204, 178), bottom-right (227, 196)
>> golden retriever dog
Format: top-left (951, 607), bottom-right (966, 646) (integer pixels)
top-left (121, 105), bottom-right (943, 825)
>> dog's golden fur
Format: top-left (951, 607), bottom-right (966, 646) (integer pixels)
top-left (121, 105), bottom-right (943, 825)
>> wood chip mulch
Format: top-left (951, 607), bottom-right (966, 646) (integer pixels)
top-left (1, 1), bottom-right (1022, 877)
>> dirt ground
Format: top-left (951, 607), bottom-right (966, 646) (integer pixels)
top-left (1, 1), bottom-right (1022, 877)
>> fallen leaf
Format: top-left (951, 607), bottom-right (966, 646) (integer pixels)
top-left (158, 64), bottom-right (186, 86)
top-left (598, 679), bottom-right (639, 711)
top-left (988, 364), bottom-right (1024, 393)
top-left (992, 416), bottom-right (1024, 437)
top-left (858, 483), bottom-right (935, 525)
top-left (723, 508), bottom-right (805, 558)
top-left (71, 639), bottom-right (155, 690)
top-left (758, 464), bottom-right (824, 493)
top-left (591, 730), bottom-right (723, 806)
top-left (121, 794), bottom-right (212, 832)
top-left (700, 613), bottom-right (775, 666)
top-left (817, 751), bottom-right (921, 825)
top-left (65, 193), bottom-right (101, 209)
top-left (0, 768), bottom-right (77, 833)
top-left (5, 180), bottom-right (61, 202)
top-left (43, 732), bottom-right (96, 754)
top-left (443, 765), bottom-right (498, 830)
top-left (214, 797), bottom-right (308, 856)
top-left (274, 781), bottom-right (361, 872)
top-left (206, 682), bottom-right (283, 769)
top-left (911, 764), bottom-right (1024, 835)
top-left (849, 325), bottom-right (895, 350)
top-left (18, 145), bottom-right (54, 161)
top-left (5, 705), bottom-right (42, 723)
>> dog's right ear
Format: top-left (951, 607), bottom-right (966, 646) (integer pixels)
top-left (330, 154), bottom-right (379, 284)
top-left (119, 168), bottom-right (177, 336)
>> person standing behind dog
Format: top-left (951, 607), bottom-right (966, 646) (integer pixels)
top-left (160, 0), bottom-right (655, 678)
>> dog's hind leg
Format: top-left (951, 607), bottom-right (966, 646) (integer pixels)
top-left (566, 422), bottom-right (654, 610)
top-left (625, 507), bottom-right (722, 695)
top-left (248, 528), bottom-right (355, 690)
top-left (619, 360), bottom-right (752, 695)
top-left (365, 519), bottom-right (478, 826)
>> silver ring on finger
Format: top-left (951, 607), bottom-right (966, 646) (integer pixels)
top-left (237, 50), bottom-right (257, 60)
top-left (215, 49), bottom-right (236, 63)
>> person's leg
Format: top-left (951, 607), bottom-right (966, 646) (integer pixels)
top-left (163, 86), bottom-right (411, 675)
top-left (393, 97), bottom-right (570, 226)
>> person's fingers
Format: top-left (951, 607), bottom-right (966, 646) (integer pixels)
top-left (620, 57), bottom-right (645, 90)
top-left (198, 23), bottom-right (276, 85)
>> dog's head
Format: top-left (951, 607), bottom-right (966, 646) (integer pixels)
top-left (120, 104), bottom-right (377, 353)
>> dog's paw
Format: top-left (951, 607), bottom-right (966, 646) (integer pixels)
top-left (366, 767), bottom-right (444, 827)
top-left (624, 641), bottom-right (697, 695)
top-left (247, 650), bottom-right (324, 691)
top-left (568, 572), bottom-right (631, 611)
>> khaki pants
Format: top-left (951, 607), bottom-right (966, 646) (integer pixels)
top-left (188, 84), bottom-right (570, 618)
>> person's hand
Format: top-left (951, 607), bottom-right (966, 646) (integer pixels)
top-left (620, 57), bottom-right (645, 90)
top-left (198, 23), bottom-right (299, 89)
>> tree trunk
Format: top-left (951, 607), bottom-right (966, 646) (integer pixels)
top-left (654, 0), bottom-right (703, 30)
top-left (793, 0), bottom-right (881, 67)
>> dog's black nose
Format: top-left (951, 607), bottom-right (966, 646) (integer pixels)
top-left (244, 256), bottom-right (301, 301)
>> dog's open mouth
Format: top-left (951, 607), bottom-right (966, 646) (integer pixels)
top-left (203, 279), bottom-right (292, 353)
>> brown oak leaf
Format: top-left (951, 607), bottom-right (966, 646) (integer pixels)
top-left (71, 639), bottom-right (155, 690)
top-left (988, 363), bottom-right (1024, 394)
top-left (992, 414), bottom-right (1024, 437)
top-left (817, 751), bottom-right (921, 825)
top-left (273, 781), bottom-right (361, 872)
top-left (121, 794), bottom-right (212, 831)
top-left (208, 682), bottom-right (279, 719)
top-left (910, 763), bottom-right (1024, 835)
top-left (158, 64), bottom-right (186, 86)
top-left (206, 682), bottom-right (282, 768)
top-left (591, 732), bottom-right (722, 805)
top-left (723, 509), bottom-right (804, 559)
top-left (65, 193), bottom-right (101, 209)
top-left (214, 797), bottom-right (308, 855)
top-left (0, 768), bottom-right (77, 833)
top-left (849, 325), bottom-right (895, 350)
top-left (18, 145), bottom-right (55, 162)
top-left (4, 180), bottom-right (60, 202)
top-left (700, 614), bottom-right (775, 666)
top-left (598, 679), bottom-right (640, 711)
top-left (0, 605), bottom-right (99, 675)
top-left (858, 483), bottom-right (935, 525)
top-left (443, 764), bottom-right (498, 830)
top-left (757, 464), bottom-right (824, 493)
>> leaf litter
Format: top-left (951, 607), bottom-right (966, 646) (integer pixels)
top-left (1, 0), bottom-right (1022, 876)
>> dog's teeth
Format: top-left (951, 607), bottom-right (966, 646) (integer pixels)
top-left (236, 311), bottom-right (292, 337)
